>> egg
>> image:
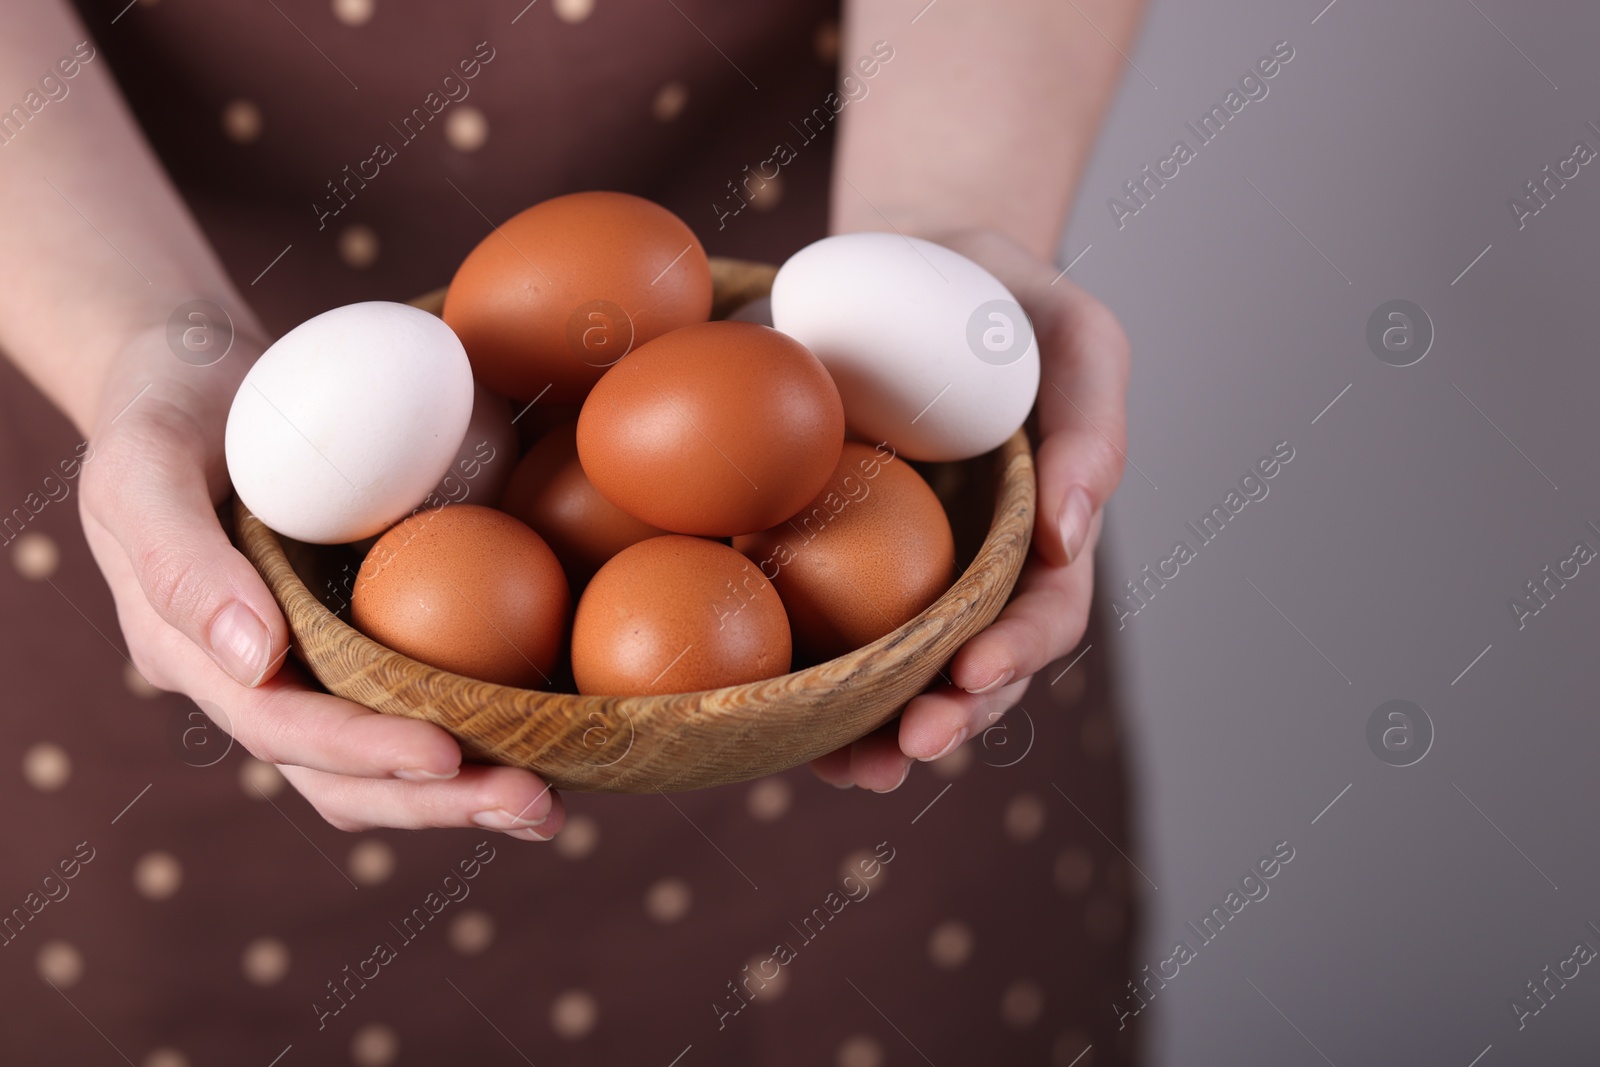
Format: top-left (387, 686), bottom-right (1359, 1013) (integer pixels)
top-left (225, 301), bottom-right (474, 543)
top-left (576, 321), bottom-right (845, 537)
top-left (734, 441), bottom-right (955, 662)
top-left (571, 535), bottom-right (791, 695)
top-left (514, 400), bottom-right (582, 455)
top-left (499, 420), bottom-right (668, 585)
top-left (351, 505), bottom-right (569, 688)
top-left (432, 380), bottom-right (519, 509)
top-left (442, 191), bottom-right (713, 405)
top-left (770, 232), bottom-right (1041, 461)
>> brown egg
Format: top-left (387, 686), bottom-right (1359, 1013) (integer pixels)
top-left (499, 420), bottom-right (668, 586)
top-left (571, 535), bottom-right (791, 695)
top-left (514, 400), bottom-right (581, 455)
top-left (432, 380), bottom-right (519, 509)
top-left (352, 505), bottom-right (569, 687)
top-left (576, 321), bottom-right (845, 537)
top-left (733, 441), bottom-right (955, 662)
top-left (442, 191), bottom-right (712, 405)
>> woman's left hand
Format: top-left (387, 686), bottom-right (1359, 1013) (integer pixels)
top-left (809, 228), bottom-right (1131, 791)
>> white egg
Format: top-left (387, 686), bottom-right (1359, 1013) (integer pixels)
top-left (770, 233), bottom-right (1040, 462)
top-left (225, 302), bottom-right (474, 544)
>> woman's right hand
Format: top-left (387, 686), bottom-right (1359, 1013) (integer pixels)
top-left (78, 323), bottom-right (565, 841)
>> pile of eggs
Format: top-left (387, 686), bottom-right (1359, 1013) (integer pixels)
top-left (225, 192), bottom-right (1039, 696)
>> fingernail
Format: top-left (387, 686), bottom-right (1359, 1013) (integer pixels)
top-left (394, 767), bottom-right (459, 782)
top-left (1058, 486), bottom-right (1093, 566)
top-left (502, 826), bottom-right (554, 842)
top-left (965, 669), bottom-right (1014, 696)
top-left (871, 762), bottom-right (912, 794)
top-left (472, 807), bottom-right (550, 831)
top-left (831, 779), bottom-right (855, 790)
top-left (209, 601), bottom-right (271, 686)
top-left (918, 727), bottom-right (969, 762)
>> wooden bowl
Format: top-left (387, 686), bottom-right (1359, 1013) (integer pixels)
top-left (233, 257), bottom-right (1036, 793)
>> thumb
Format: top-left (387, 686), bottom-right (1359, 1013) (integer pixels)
top-left (85, 400), bottom-right (291, 687)
top-left (954, 229), bottom-right (1130, 570)
top-left (1027, 276), bottom-right (1131, 569)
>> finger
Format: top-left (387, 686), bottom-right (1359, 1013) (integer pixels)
top-left (926, 231), bottom-right (1129, 569)
top-left (83, 398), bottom-right (290, 687)
top-left (229, 665), bottom-right (464, 780)
top-left (86, 534), bottom-right (461, 780)
top-left (848, 721), bottom-right (911, 793)
top-left (280, 763), bottom-right (564, 838)
top-left (808, 747), bottom-right (855, 789)
top-left (1028, 276), bottom-right (1130, 569)
top-left (898, 676), bottom-right (1032, 761)
top-left (948, 512), bottom-right (1101, 693)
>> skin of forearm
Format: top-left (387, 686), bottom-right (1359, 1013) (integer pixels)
top-left (0, 1), bottom-right (265, 436)
top-left (833, 0), bottom-right (1145, 260)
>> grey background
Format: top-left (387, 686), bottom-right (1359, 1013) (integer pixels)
top-left (1056, 0), bottom-right (1600, 1063)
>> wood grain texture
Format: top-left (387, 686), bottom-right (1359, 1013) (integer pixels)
top-left (236, 257), bottom-right (1036, 793)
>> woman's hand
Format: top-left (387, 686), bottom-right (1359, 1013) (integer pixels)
top-left (810, 228), bottom-right (1129, 791)
top-left (78, 325), bottom-right (565, 840)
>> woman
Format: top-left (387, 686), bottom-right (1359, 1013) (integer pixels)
top-left (0, 0), bottom-right (1140, 1062)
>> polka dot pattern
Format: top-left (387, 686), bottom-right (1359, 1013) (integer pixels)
top-left (743, 953), bottom-right (787, 1001)
top-left (927, 741), bottom-right (973, 780)
top-left (746, 777), bottom-right (792, 821)
top-left (839, 848), bottom-right (886, 891)
top-left (37, 940), bottom-right (82, 987)
top-left (835, 1034), bottom-right (883, 1067)
top-left (1054, 847), bottom-right (1094, 894)
top-left (239, 758), bottom-right (285, 799)
top-left (331, 0), bottom-right (374, 26)
top-left (241, 937), bottom-right (290, 985)
top-left (928, 919), bottom-right (973, 969)
top-left (350, 1022), bottom-right (399, 1065)
top-left (644, 877), bottom-right (691, 923)
top-left (1004, 793), bottom-right (1047, 842)
top-left (553, 0), bottom-right (594, 22)
top-left (22, 742), bottom-right (70, 791)
top-left (554, 814), bottom-right (598, 859)
top-left (550, 989), bottom-right (599, 1039)
top-left (338, 225), bottom-right (379, 269)
top-left (448, 909), bottom-right (495, 954)
top-left (747, 174), bottom-right (784, 212)
top-left (652, 81), bottom-right (688, 122)
top-left (1056, 660), bottom-right (1089, 702)
top-left (347, 839), bottom-right (395, 885)
top-left (814, 21), bottom-right (840, 63)
top-left (12, 532), bottom-right (58, 580)
top-left (1001, 979), bottom-right (1045, 1028)
top-left (0, 10), bottom-right (1136, 1060)
top-left (133, 851), bottom-right (183, 900)
top-left (221, 100), bottom-right (261, 143)
top-left (445, 106), bottom-right (489, 152)
top-left (123, 662), bottom-right (161, 698)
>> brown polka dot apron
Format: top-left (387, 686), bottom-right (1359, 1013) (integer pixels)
top-left (2, 2), bottom-right (1140, 1063)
